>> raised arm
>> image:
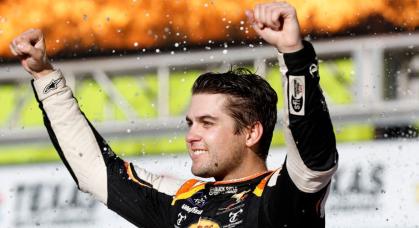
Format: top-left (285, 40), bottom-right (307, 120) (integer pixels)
top-left (10, 29), bottom-right (183, 227)
top-left (247, 3), bottom-right (338, 193)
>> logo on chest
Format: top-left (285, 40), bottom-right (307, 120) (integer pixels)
top-left (188, 218), bottom-right (220, 228)
top-left (228, 208), bottom-right (243, 223)
top-left (209, 186), bottom-right (238, 196)
top-left (181, 204), bottom-right (203, 215)
top-left (177, 212), bottom-right (187, 226)
top-left (217, 189), bottom-right (251, 215)
top-left (187, 191), bottom-right (207, 208)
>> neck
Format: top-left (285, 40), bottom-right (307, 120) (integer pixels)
top-left (215, 154), bottom-right (267, 181)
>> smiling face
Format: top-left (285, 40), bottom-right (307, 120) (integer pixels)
top-left (185, 93), bottom-right (248, 180)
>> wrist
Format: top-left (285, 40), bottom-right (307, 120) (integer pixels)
top-left (277, 40), bottom-right (316, 72)
top-left (32, 64), bottom-right (54, 79)
top-left (276, 40), bottom-right (304, 53)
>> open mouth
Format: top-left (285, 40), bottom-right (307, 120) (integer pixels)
top-left (192, 150), bottom-right (208, 156)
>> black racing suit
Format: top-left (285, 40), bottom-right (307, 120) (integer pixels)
top-left (32, 41), bottom-right (338, 228)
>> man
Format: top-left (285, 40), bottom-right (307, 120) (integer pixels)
top-left (10, 2), bottom-right (338, 228)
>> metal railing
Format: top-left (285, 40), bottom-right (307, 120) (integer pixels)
top-left (0, 32), bottom-right (418, 145)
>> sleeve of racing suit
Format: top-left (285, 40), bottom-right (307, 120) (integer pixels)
top-left (31, 70), bottom-right (184, 227)
top-left (259, 40), bottom-right (338, 227)
top-left (278, 40), bottom-right (338, 193)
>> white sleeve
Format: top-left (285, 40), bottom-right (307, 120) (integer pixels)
top-left (32, 70), bottom-right (183, 203)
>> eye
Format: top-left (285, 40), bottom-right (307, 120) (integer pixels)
top-left (186, 120), bottom-right (192, 128)
top-left (202, 121), bottom-right (213, 128)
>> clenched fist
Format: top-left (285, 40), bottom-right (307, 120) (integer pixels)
top-left (10, 29), bottom-right (53, 79)
top-left (246, 2), bottom-right (303, 53)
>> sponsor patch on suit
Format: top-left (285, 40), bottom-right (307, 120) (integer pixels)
top-left (289, 75), bottom-right (305, 116)
top-left (43, 78), bottom-right (63, 94)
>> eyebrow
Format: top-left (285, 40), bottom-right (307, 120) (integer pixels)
top-left (185, 115), bottom-right (218, 122)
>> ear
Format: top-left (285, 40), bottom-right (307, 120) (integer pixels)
top-left (245, 121), bottom-right (263, 148)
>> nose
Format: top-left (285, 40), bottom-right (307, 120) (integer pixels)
top-left (185, 125), bottom-right (201, 144)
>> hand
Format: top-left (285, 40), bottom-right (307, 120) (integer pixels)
top-left (10, 29), bottom-right (53, 79)
top-left (246, 2), bottom-right (303, 53)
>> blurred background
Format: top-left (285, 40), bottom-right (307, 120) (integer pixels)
top-left (0, 0), bottom-right (418, 227)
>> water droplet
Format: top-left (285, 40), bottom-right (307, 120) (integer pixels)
top-left (133, 42), bottom-right (138, 47)
top-left (222, 50), bottom-right (228, 55)
top-left (126, 129), bottom-right (131, 133)
top-left (155, 49), bottom-right (160, 53)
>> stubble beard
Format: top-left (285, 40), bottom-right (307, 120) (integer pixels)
top-left (191, 156), bottom-right (217, 178)
top-left (191, 148), bottom-right (243, 180)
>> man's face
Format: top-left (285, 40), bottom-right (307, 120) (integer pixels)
top-left (185, 93), bottom-right (247, 179)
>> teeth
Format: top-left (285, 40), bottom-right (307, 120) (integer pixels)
top-left (193, 150), bottom-right (207, 155)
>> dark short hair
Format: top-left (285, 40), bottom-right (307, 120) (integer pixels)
top-left (192, 68), bottom-right (278, 160)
